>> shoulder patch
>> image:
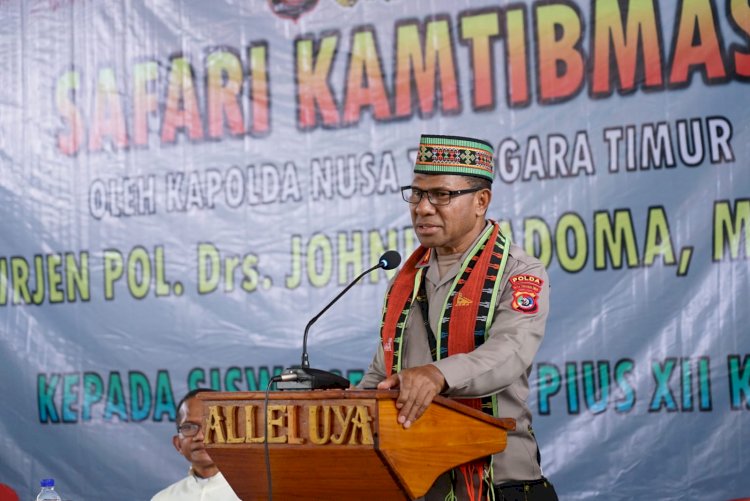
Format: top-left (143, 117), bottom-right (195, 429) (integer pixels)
top-left (509, 274), bottom-right (544, 314)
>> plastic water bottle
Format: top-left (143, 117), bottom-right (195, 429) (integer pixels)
top-left (36, 479), bottom-right (62, 501)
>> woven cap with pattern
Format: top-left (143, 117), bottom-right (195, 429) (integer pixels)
top-left (414, 134), bottom-right (494, 182)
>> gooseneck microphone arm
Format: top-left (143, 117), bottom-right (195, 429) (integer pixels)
top-left (301, 263), bottom-right (379, 368)
top-left (300, 250), bottom-right (401, 369)
top-left (275, 250), bottom-right (401, 391)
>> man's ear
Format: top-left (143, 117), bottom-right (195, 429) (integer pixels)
top-left (172, 434), bottom-right (181, 453)
top-left (476, 189), bottom-right (492, 215)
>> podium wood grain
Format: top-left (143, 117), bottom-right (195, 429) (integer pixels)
top-left (197, 390), bottom-right (514, 501)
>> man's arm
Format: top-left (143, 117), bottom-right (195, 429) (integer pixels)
top-left (434, 258), bottom-right (550, 397)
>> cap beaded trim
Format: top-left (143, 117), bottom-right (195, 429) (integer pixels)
top-left (414, 134), bottom-right (494, 182)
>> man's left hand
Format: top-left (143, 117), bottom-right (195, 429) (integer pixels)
top-left (376, 365), bottom-right (446, 429)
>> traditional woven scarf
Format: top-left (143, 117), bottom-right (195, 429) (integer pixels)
top-left (379, 221), bottom-right (510, 500)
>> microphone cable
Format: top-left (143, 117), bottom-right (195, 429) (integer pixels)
top-left (264, 376), bottom-right (282, 501)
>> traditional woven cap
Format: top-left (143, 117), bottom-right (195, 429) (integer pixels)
top-left (414, 134), bottom-right (494, 182)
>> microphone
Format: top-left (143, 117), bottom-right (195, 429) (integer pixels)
top-left (276, 250), bottom-right (402, 390)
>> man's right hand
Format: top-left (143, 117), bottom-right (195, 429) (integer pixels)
top-left (377, 365), bottom-right (446, 429)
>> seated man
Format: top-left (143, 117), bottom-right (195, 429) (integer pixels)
top-left (151, 389), bottom-right (240, 501)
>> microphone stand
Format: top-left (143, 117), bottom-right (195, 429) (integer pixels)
top-left (301, 262), bottom-right (382, 368)
top-left (276, 251), bottom-right (400, 390)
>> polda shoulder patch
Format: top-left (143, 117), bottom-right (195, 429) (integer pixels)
top-left (509, 274), bottom-right (544, 314)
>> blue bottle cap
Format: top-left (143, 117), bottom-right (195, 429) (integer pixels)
top-left (40, 479), bottom-right (55, 487)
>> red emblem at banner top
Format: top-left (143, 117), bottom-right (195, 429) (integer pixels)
top-left (268, 0), bottom-right (318, 20)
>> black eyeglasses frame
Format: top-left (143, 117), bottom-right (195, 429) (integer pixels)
top-left (400, 185), bottom-right (484, 206)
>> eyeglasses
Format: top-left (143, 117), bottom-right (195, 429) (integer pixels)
top-left (177, 422), bottom-right (202, 437)
top-left (400, 186), bottom-right (483, 206)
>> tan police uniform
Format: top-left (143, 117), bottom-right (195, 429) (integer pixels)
top-left (360, 221), bottom-right (551, 499)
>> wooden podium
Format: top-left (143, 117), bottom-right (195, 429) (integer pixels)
top-left (197, 390), bottom-right (514, 500)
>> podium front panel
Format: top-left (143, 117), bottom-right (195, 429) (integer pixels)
top-left (197, 390), bottom-right (512, 500)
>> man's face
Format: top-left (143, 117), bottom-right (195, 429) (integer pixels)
top-left (172, 397), bottom-right (215, 471)
top-left (409, 173), bottom-right (491, 255)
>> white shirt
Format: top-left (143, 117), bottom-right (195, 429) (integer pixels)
top-left (151, 470), bottom-right (241, 501)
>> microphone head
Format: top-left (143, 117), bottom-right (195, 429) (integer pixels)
top-left (378, 250), bottom-right (402, 270)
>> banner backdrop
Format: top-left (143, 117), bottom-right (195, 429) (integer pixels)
top-left (1, 0), bottom-right (748, 499)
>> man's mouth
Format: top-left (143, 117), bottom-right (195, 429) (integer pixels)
top-left (416, 223), bottom-right (440, 235)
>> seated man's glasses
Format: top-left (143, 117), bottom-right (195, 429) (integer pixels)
top-left (177, 422), bottom-right (202, 437)
top-left (400, 186), bottom-right (483, 206)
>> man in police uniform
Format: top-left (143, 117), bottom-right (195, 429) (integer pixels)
top-left (360, 134), bottom-right (558, 500)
